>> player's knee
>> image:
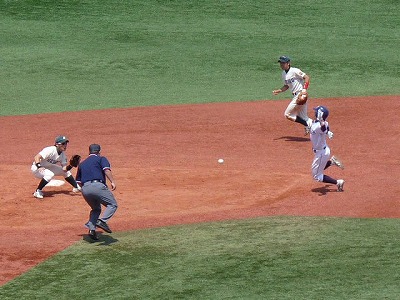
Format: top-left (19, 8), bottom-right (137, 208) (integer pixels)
top-left (109, 203), bottom-right (118, 211)
top-left (43, 175), bottom-right (54, 182)
top-left (43, 169), bottom-right (55, 182)
top-left (313, 174), bottom-right (324, 182)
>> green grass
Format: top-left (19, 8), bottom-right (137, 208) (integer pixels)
top-left (1, 217), bottom-right (399, 299)
top-left (0, 0), bottom-right (399, 115)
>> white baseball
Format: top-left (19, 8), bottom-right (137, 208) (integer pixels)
top-left (218, 158), bottom-right (224, 164)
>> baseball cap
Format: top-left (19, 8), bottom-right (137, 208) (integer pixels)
top-left (55, 135), bottom-right (69, 144)
top-left (278, 56), bottom-right (291, 63)
top-left (89, 144), bottom-right (101, 153)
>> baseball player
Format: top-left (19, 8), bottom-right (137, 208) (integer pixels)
top-left (273, 55), bottom-right (313, 135)
top-left (76, 144), bottom-right (118, 241)
top-left (310, 106), bottom-right (345, 191)
top-left (31, 135), bottom-right (81, 199)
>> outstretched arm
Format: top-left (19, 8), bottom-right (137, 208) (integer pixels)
top-left (272, 84), bottom-right (289, 95)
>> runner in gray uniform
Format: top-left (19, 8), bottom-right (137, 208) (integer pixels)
top-left (76, 144), bottom-right (118, 240)
top-left (310, 106), bottom-right (345, 192)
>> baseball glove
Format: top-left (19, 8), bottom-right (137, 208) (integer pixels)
top-left (69, 154), bottom-right (81, 167)
top-left (296, 89), bottom-right (308, 105)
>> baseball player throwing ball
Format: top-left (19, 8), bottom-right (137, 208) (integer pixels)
top-left (310, 106), bottom-right (345, 191)
top-left (76, 144), bottom-right (118, 241)
top-left (273, 56), bottom-right (313, 135)
top-left (31, 135), bottom-right (81, 199)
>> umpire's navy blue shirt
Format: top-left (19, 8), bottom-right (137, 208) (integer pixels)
top-left (76, 154), bottom-right (111, 185)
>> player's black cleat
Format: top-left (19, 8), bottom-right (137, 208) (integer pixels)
top-left (88, 230), bottom-right (99, 240)
top-left (96, 219), bottom-right (112, 233)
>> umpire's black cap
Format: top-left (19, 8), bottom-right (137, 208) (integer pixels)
top-left (278, 55), bottom-right (291, 63)
top-left (89, 144), bottom-right (101, 154)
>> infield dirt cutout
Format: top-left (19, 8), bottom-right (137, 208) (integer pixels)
top-left (1, 96), bottom-right (399, 285)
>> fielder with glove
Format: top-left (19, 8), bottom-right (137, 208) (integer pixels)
top-left (272, 55), bottom-right (313, 135)
top-left (31, 135), bottom-right (82, 199)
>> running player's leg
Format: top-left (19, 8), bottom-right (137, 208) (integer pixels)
top-left (298, 103), bottom-right (312, 127)
top-left (285, 101), bottom-right (308, 126)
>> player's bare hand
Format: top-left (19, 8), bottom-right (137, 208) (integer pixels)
top-left (110, 182), bottom-right (116, 191)
top-left (272, 90), bottom-right (281, 95)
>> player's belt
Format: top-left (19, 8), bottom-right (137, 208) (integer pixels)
top-left (83, 179), bottom-right (104, 185)
top-left (292, 91), bottom-right (300, 96)
top-left (313, 146), bottom-right (326, 153)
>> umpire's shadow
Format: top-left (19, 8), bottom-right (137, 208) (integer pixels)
top-left (274, 136), bottom-right (309, 142)
top-left (82, 233), bottom-right (119, 245)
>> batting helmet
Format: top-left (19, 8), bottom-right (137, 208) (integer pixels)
top-left (313, 106), bottom-right (329, 120)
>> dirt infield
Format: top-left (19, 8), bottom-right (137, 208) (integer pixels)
top-left (1, 96), bottom-right (399, 285)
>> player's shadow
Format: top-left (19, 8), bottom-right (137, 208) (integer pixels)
top-left (311, 185), bottom-right (336, 195)
top-left (274, 136), bottom-right (309, 142)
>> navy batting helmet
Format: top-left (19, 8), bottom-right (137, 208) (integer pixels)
top-left (313, 106), bottom-right (329, 120)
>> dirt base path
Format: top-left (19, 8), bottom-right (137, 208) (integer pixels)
top-left (1, 96), bottom-right (399, 285)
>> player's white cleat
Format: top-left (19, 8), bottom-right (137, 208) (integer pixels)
top-left (336, 179), bottom-right (345, 192)
top-left (33, 189), bottom-right (44, 199)
top-left (331, 156), bottom-right (344, 170)
top-left (72, 185), bottom-right (82, 193)
top-left (304, 126), bottom-right (311, 135)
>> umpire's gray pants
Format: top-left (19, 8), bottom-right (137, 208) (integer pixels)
top-left (82, 181), bottom-right (118, 231)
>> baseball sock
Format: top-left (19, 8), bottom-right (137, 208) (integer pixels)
top-left (324, 161), bottom-right (332, 170)
top-left (37, 178), bottom-right (48, 190)
top-left (322, 175), bottom-right (337, 184)
top-left (295, 116), bottom-right (308, 126)
top-left (65, 175), bottom-right (78, 188)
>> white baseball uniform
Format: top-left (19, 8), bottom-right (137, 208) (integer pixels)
top-left (31, 146), bottom-right (72, 182)
top-left (282, 67), bottom-right (312, 124)
top-left (310, 120), bottom-right (330, 182)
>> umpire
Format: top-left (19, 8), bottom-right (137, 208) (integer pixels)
top-left (76, 144), bottom-right (118, 240)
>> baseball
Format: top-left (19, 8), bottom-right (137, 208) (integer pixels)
top-left (218, 158), bottom-right (224, 164)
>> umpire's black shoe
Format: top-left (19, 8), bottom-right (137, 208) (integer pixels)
top-left (96, 219), bottom-right (112, 233)
top-left (88, 230), bottom-right (99, 241)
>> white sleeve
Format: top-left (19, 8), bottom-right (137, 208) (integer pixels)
top-left (294, 68), bottom-right (306, 79)
top-left (38, 146), bottom-right (53, 159)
